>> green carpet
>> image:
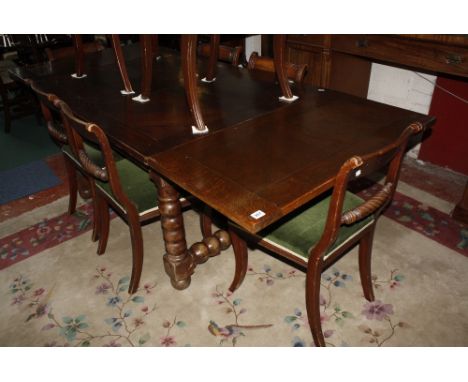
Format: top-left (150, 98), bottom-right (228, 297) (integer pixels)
top-left (0, 114), bottom-right (59, 171)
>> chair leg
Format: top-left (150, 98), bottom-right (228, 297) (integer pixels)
top-left (90, 183), bottom-right (100, 242)
top-left (97, 196), bottom-right (110, 255)
top-left (228, 225), bottom-right (248, 293)
top-left (200, 206), bottom-right (213, 238)
top-left (63, 156), bottom-right (78, 215)
top-left (127, 211), bottom-right (144, 294)
top-left (306, 259), bottom-right (326, 347)
top-left (359, 226), bottom-right (376, 302)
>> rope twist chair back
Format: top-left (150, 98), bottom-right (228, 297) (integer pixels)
top-left (310, 122), bottom-right (424, 262)
top-left (28, 79), bottom-right (67, 145)
top-left (57, 101), bottom-right (132, 208)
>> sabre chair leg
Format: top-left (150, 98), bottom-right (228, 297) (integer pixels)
top-left (228, 225), bottom-right (248, 293)
top-left (63, 156), bottom-right (78, 215)
top-left (306, 259), bottom-right (326, 347)
top-left (90, 183), bottom-right (100, 242)
top-left (359, 226), bottom-right (376, 302)
top-left (200, 206), bottom-right (213, 238)
top-left (97, 196), bottom-right (110, 255)
top-left (127, 211), bottom-right (144, 294)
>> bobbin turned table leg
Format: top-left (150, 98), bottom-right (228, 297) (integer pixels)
top-left (151, 172), bottom-right (194, 290)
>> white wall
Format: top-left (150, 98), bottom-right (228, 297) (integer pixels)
top-left (245, 35), bottom-right (262, 60)
top-left (367, 64), bottom-right (436, 157)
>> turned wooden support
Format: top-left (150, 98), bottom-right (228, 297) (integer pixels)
top-left (204, 34), bottom-right (220, 82)
top-left (181, 34), bottom-right (208, 134)
top-left (189, 229), bottom-right (231, 264)
top-left (72, 35), bottom-right (86, 78)
top-left (150, 172), bottom-right (194, 290)
top-left (273, 34), bottom-right (295, 101)
top-left (110, 35), bottom-right (135, 95)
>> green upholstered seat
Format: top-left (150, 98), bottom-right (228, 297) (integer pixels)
top-left (96, 158), bottom-right (158, 215)
top-left (261, 191), bottom-right (374, 262)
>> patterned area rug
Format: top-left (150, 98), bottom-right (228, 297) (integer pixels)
top-left (0, 194), bottom-right (467, 346)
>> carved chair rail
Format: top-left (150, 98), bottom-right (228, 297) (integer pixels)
top-left (341, 182), bottom-right (393, 225)
top-left (78, 149), bottom-right (108, 181)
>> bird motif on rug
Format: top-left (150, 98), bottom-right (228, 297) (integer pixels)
top-left (208, 320), bottom-right (273, 345)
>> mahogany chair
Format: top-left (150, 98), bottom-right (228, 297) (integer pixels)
top-left (198, 43), bottom-right (244, 66)
top-left (1, 59), bottom-right (41, 133)
top-left (29, 81), bottom-right (105, 241)
top-left (57, 101), bottom-right (191, 294)
top-left (45, 40), bottom-right (104, 62)
top-left (227, 122), bottom-right (423, 347)
top-left (247, 51), bottom-right (308, 83)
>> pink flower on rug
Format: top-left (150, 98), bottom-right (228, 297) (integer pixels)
top-left (95, 283), bottom-right (111, 294)
top-left (36, 226), bottom-right (52, 237)
top-left (362, 300), bottom-right (394, 320)
top-left (104, 340), bottom-right (122, 347)
top-left (160, 335), bottom-right (176, 347)
top-left (11, 295), bottom-right (25, 305)
top-left (33, 288), bottom-right (45, 297)
top-left (133, 318), bottom-right (145, 328)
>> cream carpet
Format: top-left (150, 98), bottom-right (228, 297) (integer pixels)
top-left (0, 184), bottom-right (467, 346)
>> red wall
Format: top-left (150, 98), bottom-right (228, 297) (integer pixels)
top-left (419, 77), bottom-right (468, 175)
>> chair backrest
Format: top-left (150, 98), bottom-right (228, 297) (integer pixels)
top-left (248, 51), bottom-right (308, 83)
top-left (198, 43), bottom-right (243, 66)
top-left (56, 100), bottom-right (132, 208)
top-left (45, 40), bottom-right (104, 62)
top-left (313, 122), bottom-right (424, 258)
top-left (28, 79), bottom-right (68, 145)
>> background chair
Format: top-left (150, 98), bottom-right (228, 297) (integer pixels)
top-left (57, 101), bottom-right (191, 294)
top-left (45, 40), bottom-right (104, 62)
top-left (227, 122), bottom-right (423, 347)
top-left (1, 57), bottom-right (41, 133)
top-left (198, 43), bottom-right (244, 66)
top-left (29, 81), bottom-right (105, 241)
top-left (247, 51), bottom-right (308, 83)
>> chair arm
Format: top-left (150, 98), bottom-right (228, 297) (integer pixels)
top-left (341, 182), bottom-right (393, 225)
top-left (78, 149), bottom-right (108, 181)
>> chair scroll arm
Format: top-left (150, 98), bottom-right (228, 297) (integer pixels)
top-left (78, 149), bottom-right (108, 181)
top-left (341, 182), bottom-right (393, 225)
top-left (47, 121), bottom-right (68, 144)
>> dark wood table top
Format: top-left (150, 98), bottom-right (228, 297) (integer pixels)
top-left (148, 88), bottom-right (435, 233)
top-left (11, 42), bottom-right (435, 234)
top-left (10, 44), bottom-right (295, 165)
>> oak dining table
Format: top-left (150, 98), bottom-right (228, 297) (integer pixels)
top-left (9, 36), bottom-right (435, 291)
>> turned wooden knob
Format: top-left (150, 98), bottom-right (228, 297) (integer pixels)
top-left (214, 230), bottom-right (231, 250)
top-left (203, 236), bottom-right (221, 257)
top-left (190, 242), bottom-right (210, 263)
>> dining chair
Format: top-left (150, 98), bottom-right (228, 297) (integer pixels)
top-left (227, 122), bottom-right (423, 347)
top-left (247, 51), bottom-right (308, 83)
top-left (1, 58), bottom-right (41, 133)
top-left (198, 43), bottom-right (244, 66)
top-left (57, 100), bottom-right (191, 294)
top-left (45, 40), bottom-right (104, 62)
top-left (29, 80), bottom-right (103, 242)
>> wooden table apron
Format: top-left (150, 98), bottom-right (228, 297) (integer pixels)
top-left (10, 42), bottom-right (434, 291)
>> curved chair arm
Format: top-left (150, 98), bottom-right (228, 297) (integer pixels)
top-left (341, 182), bottom-right (393, 225)
top-left (78, 149), bottom-right (108, 181)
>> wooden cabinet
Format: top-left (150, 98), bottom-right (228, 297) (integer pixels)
top-left (282, 34), bottom-right (468, 98)
top-left (281, 34), bottom-right (468, 225)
